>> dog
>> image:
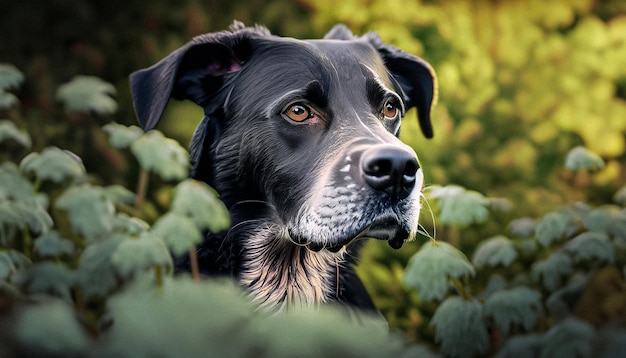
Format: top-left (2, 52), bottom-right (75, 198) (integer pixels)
top-left (130, 21), bottom-right (436, 311)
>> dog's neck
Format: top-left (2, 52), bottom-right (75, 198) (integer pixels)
top-left (235, 222), bottom-right (343, 309)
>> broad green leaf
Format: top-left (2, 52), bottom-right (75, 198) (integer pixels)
top-left (430, 296), bottom-right (489, 357)
top-left (564, 232), bottom-right (614, 264)
top-left (535, 211), bottom-right (575, 247)
top-left (508, 217), bottom-right (536, 238)
top-left (0, 202), bottom-right (25, 245)
top-left (0, 162), bottom-right (37, 203)
top-left (495, 334), bottom-right (542, 358)
top-left (531, 251), bottom-right (573, 292)
top-left (16, 300), bottom-right (91, 355)
top-left (404, 240), bottom-right (475, 302)
top-left (0, 91), bottom-right (19, 109)
top-left (0, 251), bottom-right (15, 280)
top-left (170, 179), bottom-right (230, 232)
top-left (614, 185), bottom-right (626, 206)
top-left (76, 235), bottom-right (125, 299)
top-left (0, 120), bottom-right (31, 148)
top-left (152, 212), bottom-right (202, 256)
top-left (112, 213), bottom-right (149, 236)
top-left (539, 318), bottom-right (595, 358)
top-left (12, 262), bottom-right (75, 301)
top-left (0, 63), bottom-right (24, 90)
top-left (103, 184), bottom-right (136, 206)
top-left (13, 201), bottom-right (53, 235)
top-left (56, 185), bottom-right (116, 243)
top-left (56, 75), bottom-right (117, 115)
top-left (111, 231), bottom-right (172, 279)
top-left (103, 122), bottom-right (143, 149)
top-left (103, 277), bottom-right (256, 357)
top-left (564, 146), bottom-right (605, 171)
top-left (582, 206), bottom-right (614, 233)
top-left (472, 235), bottom-right (518, 268)
top-left (34, 231), bottom-right (74, 258)
top-left (20, 147), bottom-right (86, 184)
top-left (483, 286), bottom-right (543, 336)
top-left (130, 130), bottom-right (189, 180)
top-left (429, 185), bottom-right (490, 227)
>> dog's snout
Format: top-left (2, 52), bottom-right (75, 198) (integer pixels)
top-left (360, 145), bottom-right (419, 199)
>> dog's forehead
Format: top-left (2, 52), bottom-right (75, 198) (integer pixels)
top-left (306, 38), bottom-right (390, 82)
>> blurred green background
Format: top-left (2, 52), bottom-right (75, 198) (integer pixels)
top-left (3, 0), bottom-right (626, 338)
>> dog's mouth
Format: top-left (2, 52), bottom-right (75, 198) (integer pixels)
top-left (292, 214), bottom-right (410, 252)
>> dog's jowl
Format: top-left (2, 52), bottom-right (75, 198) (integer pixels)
top-left (130, 21), bottom-right (436, 310)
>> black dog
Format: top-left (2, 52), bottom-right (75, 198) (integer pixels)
top-left (130, 21), bottom-right (436, 311)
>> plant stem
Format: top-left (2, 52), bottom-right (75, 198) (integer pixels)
top-left (450, 277), bottom-right (471, 300)
top-left (155, 265), bottom-right (163, 287)
top-left (189, 247), bottom-right (200, 282)
top-left (135, 169), bottom-right (149, 211)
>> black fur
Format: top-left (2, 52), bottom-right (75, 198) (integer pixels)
top-left (130, 21), bottom-right (436, 311)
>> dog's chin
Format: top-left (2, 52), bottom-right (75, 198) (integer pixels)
top-left (293, 214), bottom-right (413, 253)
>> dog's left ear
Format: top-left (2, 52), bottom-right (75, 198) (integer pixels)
top-left (367, 33), bottom-right (437, 138)
top-left (325, 26), bottom-right (437, 138)
top-left (130, 23), bottom-right (268, 131)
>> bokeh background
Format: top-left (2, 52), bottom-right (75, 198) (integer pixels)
top-left (3, 0), bottom-right (626, 341)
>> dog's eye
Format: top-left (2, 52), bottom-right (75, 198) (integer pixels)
top-left (284, 103), bottom-right (312, 122)
top-left (383, 101), bottom-right (399, 119)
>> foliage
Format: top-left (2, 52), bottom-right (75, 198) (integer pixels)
top-left (0, 74), bottom-right (429, 357)
top-left (3, 0), bottom-right (626, 356)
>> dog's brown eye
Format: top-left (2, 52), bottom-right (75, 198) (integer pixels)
top-left (285, 104), bottom-right (312, 122)
top-left (383, 101), bottom-right (399, 119)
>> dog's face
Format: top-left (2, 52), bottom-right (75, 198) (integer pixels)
top-left (131, 22), bottom-right (436, 254)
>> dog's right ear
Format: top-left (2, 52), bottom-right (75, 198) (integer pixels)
top-left (130, 24), bottom-right (268, 130)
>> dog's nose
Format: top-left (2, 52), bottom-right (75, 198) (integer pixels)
top-left (360, 145), bottom-right (419, 200)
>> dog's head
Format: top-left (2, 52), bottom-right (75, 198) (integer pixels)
top-left (130, 21), bottom-right (436, 252)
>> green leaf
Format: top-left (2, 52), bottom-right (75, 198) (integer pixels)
top-left (0, 63), bottom-right (24, 91)
top-left (539, 318), bottom-right (595, 358)
top-left (508, 217), bottom-right (536, 238)
top-left (531, 251), bottom-right (573, 292)
top-left (111, 231), bottom-right (172, 279)
top-left (55, 185), bottom-right (116, 243)
top-left (535, 211), bottom-right (575, 247)
top-left (102, 277), bottom-right (256, 357)
top-left (0, 251), bottom-right (15, 280)
top-left (496, 334), bottom-right (542, 358)
top-left (0, 91), bottom-right (19, 109)
top-left (20, 147), bottom-right (86, 184)
top-left (152, 212), bottom-right (202, 256)
top-left (103, 122), bottom-right (143, 149)
top-left (76, 235), bottom-right (125, 299)
top-left (130, 130), bottom-right (189, 180)
top-left (34, 231), bottom-right (74, 258)
top-left (13, 262), bottom-right (75, 301)
top-left (483, 286), bottom-right (543, 336)
top-left (16, 300), bottom-right (91, 355)
top-left (404, 240), bottom-right (475, 302)
top-left (14, 201), bottom-right (53, 235)
top-left (613, 185), bottom-right (626, 206)
top-left (0, 120), bottom-right (31, 148)
top-left (429, 185), bottom-right (490, 227)
top-left (0, 162), bottom-right (37, 203)
top-left (472, 235), bottom-right (518, 268)
top-left (581, 206), bottom-right (626, 244)
top-left (56, 75), bottom-right (117, 115)
top-left (112, 213), bottom-right (149, 236)
top-left (170, 179), bottom-right (230, 232)
top-left (564, 232), bottom-right (614, 264)
top-left (564, 146), bottom-right (605, 171)
top-left (430, 296), bottom-right (489, 357)
top-left (103, 184), bottom-right (136, 206)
